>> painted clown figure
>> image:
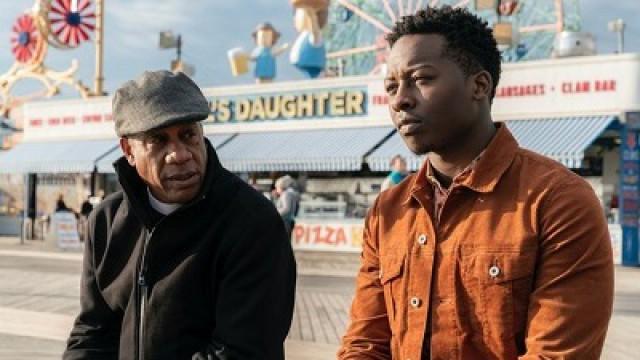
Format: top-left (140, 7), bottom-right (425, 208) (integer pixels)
top-left (289, 0), bottom-right (329, 78)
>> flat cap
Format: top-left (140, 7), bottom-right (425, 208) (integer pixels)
top-left (113, 70), bottom-right (210, 137)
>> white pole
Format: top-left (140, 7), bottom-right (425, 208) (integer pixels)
top-left (94, 0), bottom-right (105, 96)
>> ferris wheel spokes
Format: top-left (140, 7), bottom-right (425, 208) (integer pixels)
top-left (335, 0), bottom-right (392, 33)
top-left (382, 0), bottom-right (397, 22)
top-left (453, 0), bottom-right (470, 8)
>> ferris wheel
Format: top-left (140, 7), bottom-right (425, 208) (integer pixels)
top-left (324, 0), bottom-right (581, 76)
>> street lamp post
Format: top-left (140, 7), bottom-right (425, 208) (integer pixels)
top-left (159, 31), bottom-right (195, 77)
top-left (608, 18), bottom-right (626, 54)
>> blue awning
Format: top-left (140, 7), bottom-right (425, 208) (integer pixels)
top-left (0, 139), bottom-right (119, 174)
top-left (216, 127), bottom-right (394, 172)
top-left (366, 116), bottom-right (620, 171)
top-left (506, 116), bottom-right (620, 168)
top-left (95, 134), bottom-right (235, 173)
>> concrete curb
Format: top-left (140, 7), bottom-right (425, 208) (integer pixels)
top-left (0, 250), bottom-right (82, 262)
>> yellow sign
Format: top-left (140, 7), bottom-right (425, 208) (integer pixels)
top-left (207, 88), bottom-right (367, 123)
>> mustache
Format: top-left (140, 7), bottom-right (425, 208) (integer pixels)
top-left (164, 170), bottom-right (199, 181)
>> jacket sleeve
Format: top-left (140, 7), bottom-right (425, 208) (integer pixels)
top-left (202, 209), bottom-right (296, 360)
top-left (63, 214), bottom-right (120, 360)
top-left (521, 179), bottom-right (614, 359)
top-left (338, 198), bottom-right (392, 359)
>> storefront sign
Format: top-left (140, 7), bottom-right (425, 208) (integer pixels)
top-left (23, 97), bottom-right (115, 141)
top-left (368, 55), bottom-right (639, 121)
top-left (491, 55), bottom-right (639, 119)
top-left (291, 219), bottom-right (364, 252)
top-left (20, 54), bottom-right (640, 142)
top-left (620, 126), bottom-right (640, 266)
top-left (207, 87), bottom-right (367, 123)
top-left (51, 211), bottom-right (81, 250)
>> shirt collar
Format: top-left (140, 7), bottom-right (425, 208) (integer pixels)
top-left (404, 122), bottom-right (519, 204)
top-left (147, 188), bottom-right (182, 216)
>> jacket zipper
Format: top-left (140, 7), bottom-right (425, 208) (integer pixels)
top-left (137, 227), bottom-right (154, 360)
top-left (134, 195), bottom-right (204, 360)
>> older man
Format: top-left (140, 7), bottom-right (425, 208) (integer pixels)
top-left (64, 71), bottom-right (296, 360)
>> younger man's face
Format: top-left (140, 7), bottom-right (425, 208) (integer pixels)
top-left (385, 34), bottom-right (479, 155)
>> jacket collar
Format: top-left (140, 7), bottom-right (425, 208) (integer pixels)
top-left (404, 122), bottom-right (518, 204)
top-left (114, 138), bottom-right (223, 229)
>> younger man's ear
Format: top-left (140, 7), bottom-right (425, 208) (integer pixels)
top-left (471, 70), bottom-right (493, 101)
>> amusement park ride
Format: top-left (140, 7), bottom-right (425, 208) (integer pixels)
top-left (230, 0), bottom-right (581, 81)
top-left (324, 0), bottom-right (581, 76)
top-left (1, 0), bottom-right (583, 111)
top-left (0, 0), bottom-right (105, 117)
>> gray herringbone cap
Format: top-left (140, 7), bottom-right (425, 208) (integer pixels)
top-left (113, 70), bottom-right (210, 137)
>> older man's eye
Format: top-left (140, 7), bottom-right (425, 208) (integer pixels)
top-left (180, 131), bottom-right (199, 145)
top-left (147, 135), bottom-right (165, 146)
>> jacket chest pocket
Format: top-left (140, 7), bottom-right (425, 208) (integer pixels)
top-left (462, 251), bottom-right (536, 343)
top-left (380, 254), bottom-right (406, 332)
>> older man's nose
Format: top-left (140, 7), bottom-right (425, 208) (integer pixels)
top-left (166, 142), bottom-right (193, 164)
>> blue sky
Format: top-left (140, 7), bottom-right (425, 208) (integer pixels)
top-left (0, 0), bottom-right (638, 98)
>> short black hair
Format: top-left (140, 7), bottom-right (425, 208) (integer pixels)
top-left (386, 6), bottom-right (501, 101)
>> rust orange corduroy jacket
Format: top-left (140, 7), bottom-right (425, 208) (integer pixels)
top-left (339, 124), bottom-right (614, 360)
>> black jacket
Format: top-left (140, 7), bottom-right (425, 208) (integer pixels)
top-left (64, 140), bottom-right (296, 360)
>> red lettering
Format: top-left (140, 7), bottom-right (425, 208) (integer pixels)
top-left (312, 226), bottom-right (322, 244)
top-left (579, 81), bottom-right (590, 92)
top-left (373, 95), bottom-right (389, 105)
top-left (48, 117), bottom-right (61, 126)
top-left (335, 228), bottom-right (347, 245)
top-left (324, 226), bottom-right (335, 245)
top-left (496, 84), bottom-right (546, 98)
top-left (82, 114), bottom-right (102, 123)
top-left (30, 119), bottom-right (42, 127)
top-left (293, 225), bottom-right (305, 243)
top-left (63, 116), bottom-right (75, 125)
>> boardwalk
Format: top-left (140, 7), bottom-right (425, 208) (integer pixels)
top-left (0, 239), bottom-right (639, 359)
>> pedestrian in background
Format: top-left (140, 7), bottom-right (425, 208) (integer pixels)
top-left (78, 197), bottom-right (93, 242)
top-left (274, 174), bottom-right (300, 238)
top-left (64, 71), bottom-right (296, 360)
top-left (380, 154), bottom-right (409, 191)
top-left (339, 6), bottom-right (613, 360)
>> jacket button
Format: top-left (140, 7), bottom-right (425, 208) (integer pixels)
top-left (410, 297), bottom-right (421, 308)
top-left (489, 265), bottom-right (501, 278)
top-left (417, 234), bottom-right (427, 245)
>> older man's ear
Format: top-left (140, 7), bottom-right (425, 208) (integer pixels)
top-left (119, 137), bottom-right (135, 166)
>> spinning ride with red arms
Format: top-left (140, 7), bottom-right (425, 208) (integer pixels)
top-left (10, 14), bottom-right (44, 64)
top-left (48, 0), bottom-right (96, 48)
top-left (1, 0), bottom-right (105, 116)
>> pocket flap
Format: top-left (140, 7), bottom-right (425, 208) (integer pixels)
top-left (474, 252), bottom-right (536, 284)
top-left (379, 255), bottom-right (405, 284)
